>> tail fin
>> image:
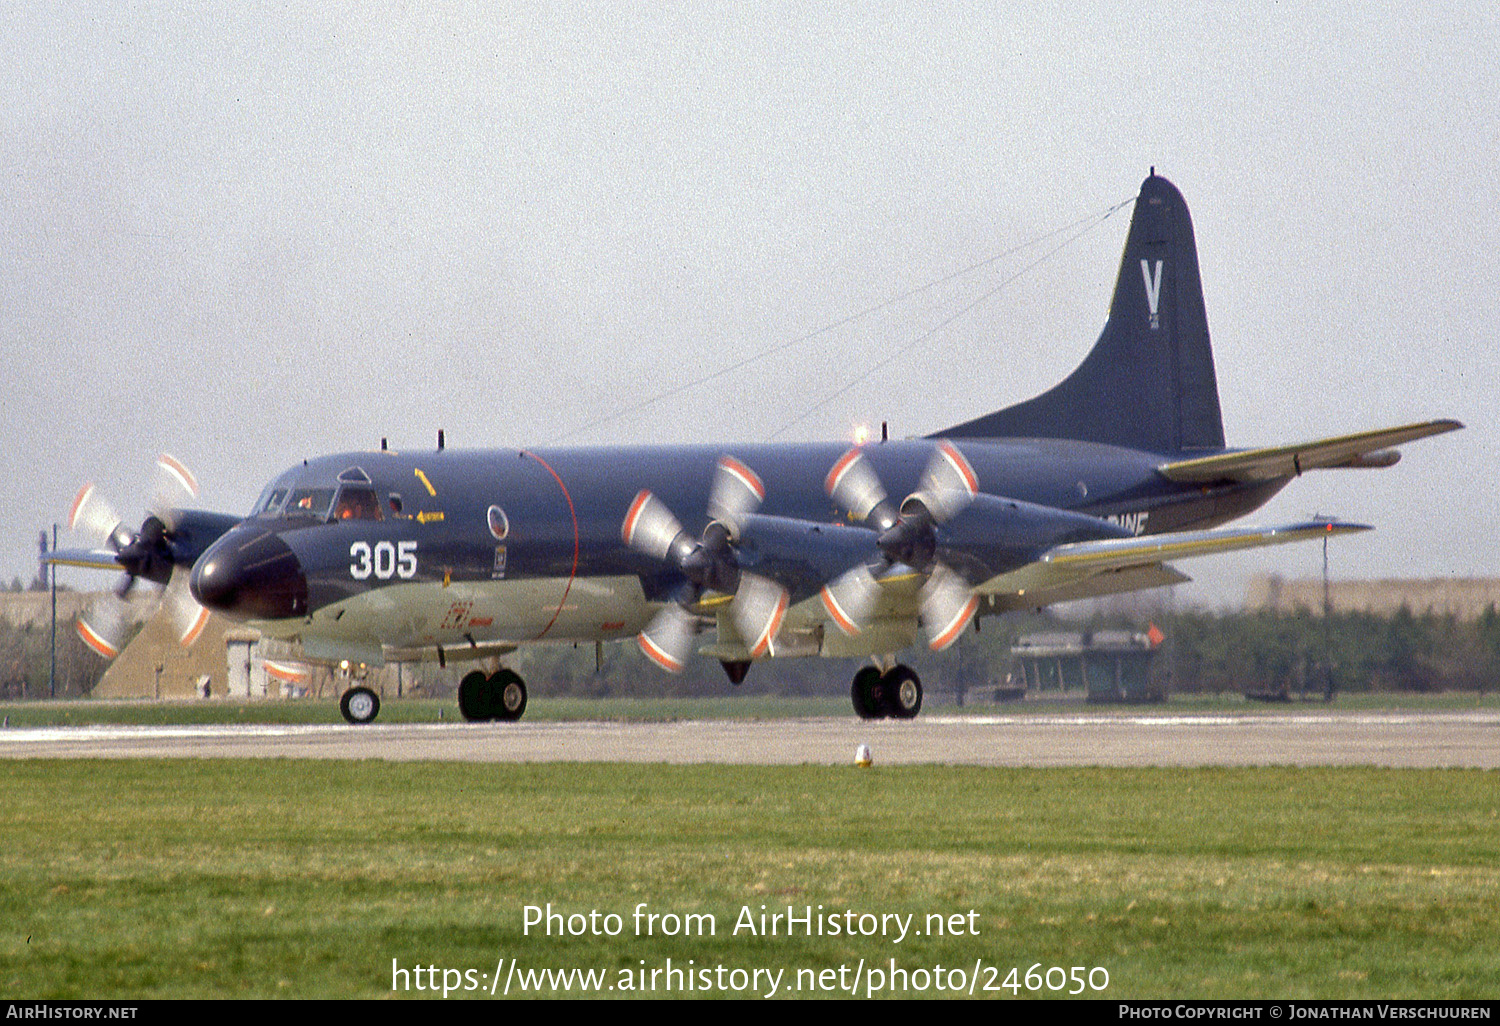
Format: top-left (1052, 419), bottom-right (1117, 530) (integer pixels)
top-left (935, 172), bottom-right (1225, 455)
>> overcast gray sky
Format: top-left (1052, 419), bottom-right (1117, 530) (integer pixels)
top-left (3, 2), bottom-right (1496, 606)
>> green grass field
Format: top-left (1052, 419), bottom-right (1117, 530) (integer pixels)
top-left (1, 761), bottom-right (1496, 999)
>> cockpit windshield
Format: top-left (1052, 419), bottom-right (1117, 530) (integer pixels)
top-left (285, 488), bottom-right (336, 520)
top-left (251, 466), bottom-right (386, 524)
top-left (250, 484), bottom-right (289, 517)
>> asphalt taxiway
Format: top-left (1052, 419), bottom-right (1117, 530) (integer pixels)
top-left (1, 712), bottom-right (1496, 767)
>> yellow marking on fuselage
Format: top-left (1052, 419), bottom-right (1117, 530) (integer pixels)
top-left (414, 468), bottom-right (437, 496)
top-left (417, 510), bottom-right (445, 524)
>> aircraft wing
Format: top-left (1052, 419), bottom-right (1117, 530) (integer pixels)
top-left (973, 520), bottom-right (1370, 609)
top-left (1156, 420), bottom-right (1462, 483)
top-left (42, 547), bottom-right (123, 572)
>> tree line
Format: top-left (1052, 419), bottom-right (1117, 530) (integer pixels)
top-left (4, 601), bottom-right (1498, 700)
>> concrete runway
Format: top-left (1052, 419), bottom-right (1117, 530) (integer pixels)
top-left (1, 711), bottom-right (1497, 767)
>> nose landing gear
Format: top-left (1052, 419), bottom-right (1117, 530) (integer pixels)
top-left (339, 685), bottom-right (381, 724)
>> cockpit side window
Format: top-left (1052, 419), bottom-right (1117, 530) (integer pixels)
top-left (331, 485), bottom-right (383, 522)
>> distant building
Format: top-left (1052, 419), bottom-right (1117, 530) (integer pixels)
top-left (0, 591), bottom-right (93, 629)
top-left (1009, 629), bottom-right (1164, 703)
top-left (1246, 576), bottom-right (1500, 620)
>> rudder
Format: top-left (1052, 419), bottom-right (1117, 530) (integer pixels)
top-left (935, 172), bottom-right (1225, 455)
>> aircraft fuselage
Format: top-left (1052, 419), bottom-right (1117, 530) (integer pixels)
top-left (188, 437), bottom-right (1284, 666)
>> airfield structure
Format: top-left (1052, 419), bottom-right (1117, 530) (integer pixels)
top-left (1008, 630), bottom-right (1163, 703)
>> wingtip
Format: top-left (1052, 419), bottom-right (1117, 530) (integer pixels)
top-left (1305, 520), bottom-right (1374, 536)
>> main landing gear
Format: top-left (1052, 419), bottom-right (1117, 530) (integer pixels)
top-left (850, 664), bottom-right (922, 720)
top-left (458, 669), bottom-right (529, 722)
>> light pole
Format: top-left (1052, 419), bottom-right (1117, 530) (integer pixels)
top-left (49, 524), bottom-right (57, 699)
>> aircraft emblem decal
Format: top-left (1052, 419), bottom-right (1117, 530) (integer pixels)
top-left (1140, 259), bottom-right (1163, 331)
top-left (487, 505), bottom-right (510, 541)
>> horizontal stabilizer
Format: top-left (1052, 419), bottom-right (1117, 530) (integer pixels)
top-left (975, 519), bottom-right (1370, 601)
top-left (1157, 420), bottom-right (1462, 483)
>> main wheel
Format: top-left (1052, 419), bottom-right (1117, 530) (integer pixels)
top-left (340, 685), bottom-right (381, 725)
top-left (851, 666), bottom-right (887, 720)
top-left (458, 670), bottom-right (491, 721)
top-left (883, 666), bottom-right (922, 719)
top-left (490, 669), bottom-right (528, 722)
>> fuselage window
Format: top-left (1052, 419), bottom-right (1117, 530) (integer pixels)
top-left (332, 486), bottom-right (383, 522)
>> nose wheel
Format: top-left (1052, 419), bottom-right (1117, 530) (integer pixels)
top-left (458, 669), bottom-right (529, 722)
top-left (339, 685), bottom-right (381, 724)
top-left (851, 664), bottom-right (922, 720)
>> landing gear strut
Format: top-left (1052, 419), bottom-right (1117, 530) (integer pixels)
top-left (851, 664), bottom-right (922, 720)
top-left (458, 668), bottom-right (529, 722)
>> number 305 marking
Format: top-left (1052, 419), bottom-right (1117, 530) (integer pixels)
top-left (349, 541), bottom-right (418, 580)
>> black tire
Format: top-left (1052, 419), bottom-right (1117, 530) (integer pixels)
top-left (490, 669), bottom-right (528, 722)
top-left (851, 666), bottom-right (886, 720)
top-left (339, 686), bottom-right (381, 725)
top-left (458, 670), bottom-right (491, 721)
top-left (883, 666), bottom-right (922, 719)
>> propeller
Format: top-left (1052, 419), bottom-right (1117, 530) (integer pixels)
top-left (64, 454), bottom-right (210, 659)
top-left (820, 440), bottom-right (982, 651)
top-left (622, 456), bottom-right (790, 672)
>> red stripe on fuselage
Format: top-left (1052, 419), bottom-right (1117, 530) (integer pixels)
top-left (522, 451), bottom-right (581, 642)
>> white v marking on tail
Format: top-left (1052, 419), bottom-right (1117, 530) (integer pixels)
top-left (1140, 259), bottom-right (1163, 330)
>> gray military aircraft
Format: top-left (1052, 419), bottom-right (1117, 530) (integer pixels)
top-left (53, 172), bottom-right (1459, 723)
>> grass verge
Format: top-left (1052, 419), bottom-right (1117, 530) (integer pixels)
top-left (1, 761), bottom-right (1496, 998)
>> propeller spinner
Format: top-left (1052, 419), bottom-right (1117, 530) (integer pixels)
top-left (622, 456), bottom-right (790, 672)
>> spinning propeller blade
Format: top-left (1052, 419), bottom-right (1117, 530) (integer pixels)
top-left (920, 564), bottom-right (981, 651)
top-left (63, 454), bottom-right (210, 660)
top-left (621, 455), bottom-right (785, 670)
top-left (730, 572), bottom-right (790, 659)
top-left (819, 563), bottom-right (881, 637)
top-left (824, 448), bottom-right (896, 529)
top-left (76, 593), bottom-right (128, 660)
top-left (621, 489), bottom-right (690, 563)
top-left (637, 603), bottom-right (697, 673)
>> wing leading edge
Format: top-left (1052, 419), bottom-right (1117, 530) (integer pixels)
top-left (1157, 420), bottom-right (1462, 483)
top-left (42, 548), bottom-right (124, 572)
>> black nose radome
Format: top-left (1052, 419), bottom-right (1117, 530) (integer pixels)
top-left (190, 525), bottom-right (308, 620)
